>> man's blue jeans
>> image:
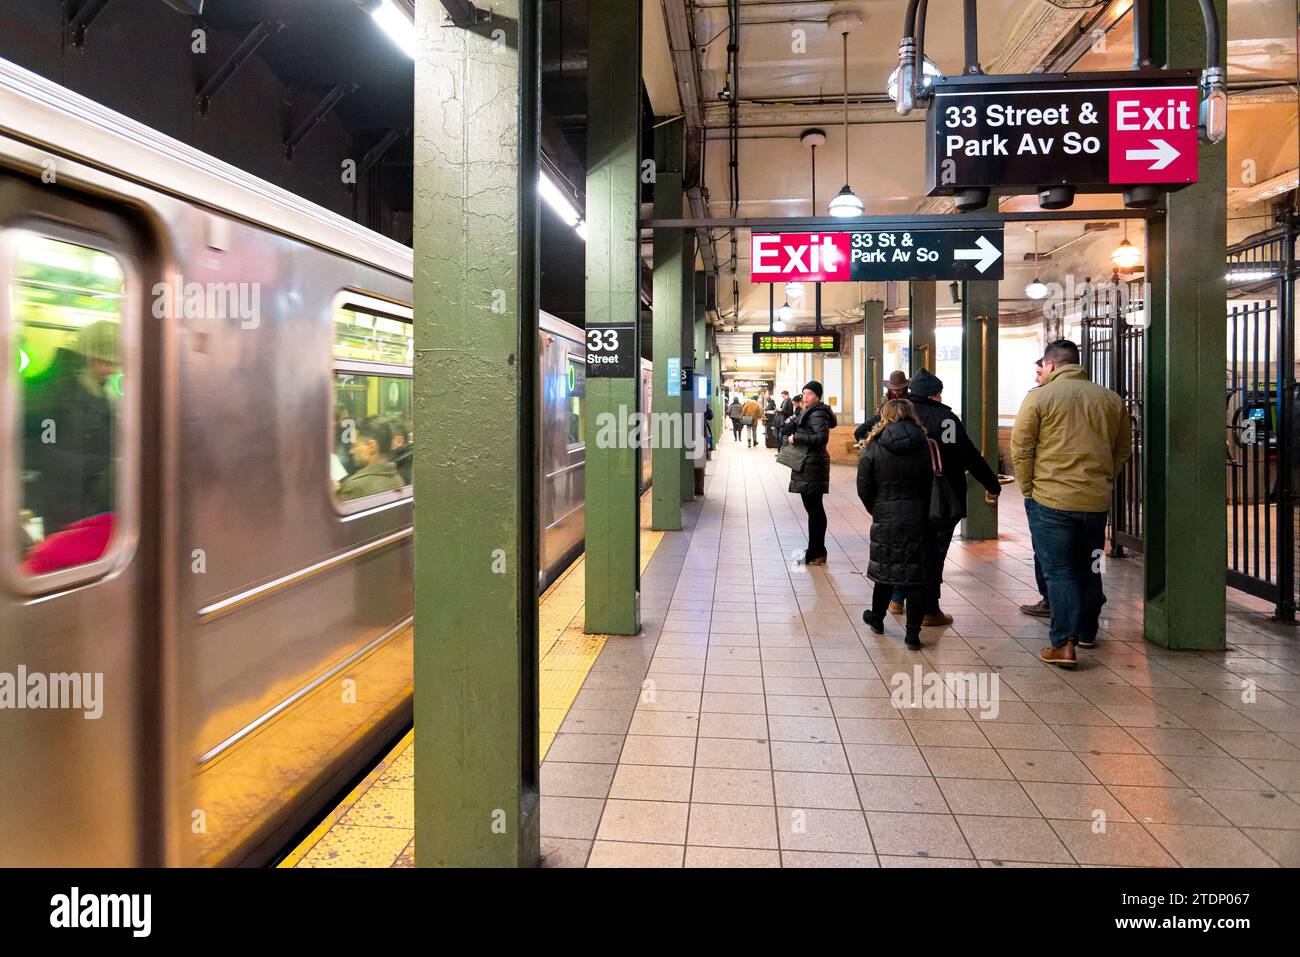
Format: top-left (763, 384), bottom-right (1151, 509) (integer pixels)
top-left (891, 524), bottom-right (956, 613)
top-left (1025, 499), bottom-right (1108, 647)
top-left (1026, 497), bottom-right (1047, 600)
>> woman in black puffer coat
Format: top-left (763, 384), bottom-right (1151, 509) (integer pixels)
top-left (857, 399), bottom-right (936, 650)
top-left (785, 381), bottom-right (838, 565)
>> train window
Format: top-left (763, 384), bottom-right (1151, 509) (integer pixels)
top-left (331, 299), bottom-right (413, 507)
top-left (566, 355), bottom-right (585, 448)
top-left (10, 235), bottom-right (126, 577)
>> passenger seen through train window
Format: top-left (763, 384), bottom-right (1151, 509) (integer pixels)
top-left (13, 235), bottom-right (125, 576)
top-left (335, 415), bottom-right (404, 502)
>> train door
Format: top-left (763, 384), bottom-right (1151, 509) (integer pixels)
top-left (0, 176), bottom-right (155, 865)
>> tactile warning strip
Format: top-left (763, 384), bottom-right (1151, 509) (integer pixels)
top-left (282, 515), bottom-right (664, 867)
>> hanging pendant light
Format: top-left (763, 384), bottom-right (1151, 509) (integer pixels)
top-left (1111, 219), bottom-right (1142, 270)
top-left (827, 11), bottom-right (864, 218)
top-left (1024, 225), bottom-right (1049, 300)
top-left (778, 301), bottom-right (795, 324)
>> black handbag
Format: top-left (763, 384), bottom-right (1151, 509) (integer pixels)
top-left (926, 437), bottom-right (966, 527)
top-left (777, 440), bottom-right (809, 471)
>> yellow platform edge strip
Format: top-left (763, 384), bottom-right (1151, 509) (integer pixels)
top-left (281, 512), bottom-right (665, 868)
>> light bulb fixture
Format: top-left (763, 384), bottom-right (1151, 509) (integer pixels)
top-left (828, 17), bottom-right (863, 219)
top-left (828, 185), bottom-right (864, 218)
top-left (887, 55), bottom-right (941, 104)
top-left (1110, 220), bottom-right (1141, 270)
top-left (1199, 66), bottom-right (1227, 145)
top-left (1024, 224), bottom-right (1048, 299)
top-left (778, 302), bottom-right (794, 324)
top-left (773, 319), bottom-right (786, 332)
top-left (785, 281), bottom-right (804, 300)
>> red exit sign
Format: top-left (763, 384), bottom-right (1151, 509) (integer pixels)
top-left (751, 232), bottom-right (851, 283)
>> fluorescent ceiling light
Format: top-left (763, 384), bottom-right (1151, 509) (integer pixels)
top-left (371, 0), bottom-right (415, 58)
top-left (539, 170), bottom-right (581, 227)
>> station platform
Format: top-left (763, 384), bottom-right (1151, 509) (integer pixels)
top-left (287, 438), bottom-right (1300, 868)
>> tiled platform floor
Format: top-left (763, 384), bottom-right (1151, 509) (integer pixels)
top-left (540, 437), bottom-right (1300, 868)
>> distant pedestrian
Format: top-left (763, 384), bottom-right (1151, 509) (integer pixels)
top-left (854, 370), bottom-right (909, 442)
top-left (741, 394), bottom-right (763, 447)
top-left (1012, 340), bottom-right (1132, 667)
top-left (785, 381), bottom-right (837, 565)
top-left (727, 395), bottom-right (743, 441)
top-left (858, 399), bottom-right (935, 650)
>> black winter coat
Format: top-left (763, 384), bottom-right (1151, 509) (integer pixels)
top-left (787, 401), bottom-right (838, 494)
top-left (854, 395), bottom-right (999, 504)
top-left (857, 421), bottom-right (937, 587)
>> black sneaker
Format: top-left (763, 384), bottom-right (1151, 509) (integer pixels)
top-left (904, 631), bottom-right (923, 651)
top-left (1075, 636), bottom-right (1097, 649)
top-left (862, 610), bottom-right (885, 634)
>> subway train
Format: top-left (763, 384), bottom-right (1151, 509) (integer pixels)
top-left (0, 58), bottom-right (650, 866)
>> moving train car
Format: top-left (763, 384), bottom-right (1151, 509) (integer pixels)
top-left (0, 58), bottom-right (650, 866)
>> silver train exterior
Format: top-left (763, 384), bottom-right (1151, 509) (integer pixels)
top-left (0, 59), bottom-right (650, 866)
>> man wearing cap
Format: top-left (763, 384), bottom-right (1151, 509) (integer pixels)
top-left (1012, 339), bottom-right (1131, 668)
top-left (23, 319), bottom-right (120, 537)
top-left (853, 370), bottom-right (909, 442)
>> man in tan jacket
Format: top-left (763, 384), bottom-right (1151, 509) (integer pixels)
top-left (740, 395), bottom-right (764, 447)
top-left (1012, 340), bottom-right (1132, 668)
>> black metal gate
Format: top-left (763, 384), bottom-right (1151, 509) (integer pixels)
top-left (1226, 222), bottom-right (1298, 620)
top-left (1080, 276), bottom-right (1145, 556)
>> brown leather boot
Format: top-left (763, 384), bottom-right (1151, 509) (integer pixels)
top-left (922, 611), bottom-right (954, 627)
top-left (1039, 641), bottom-right (1077, 668)
top-left (888, 600), bottom-right (905, 614)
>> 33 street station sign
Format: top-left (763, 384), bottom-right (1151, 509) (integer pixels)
top-left (925, 71), bottom-right (1200, 196)
top-left (751, 227), bottom-right (1004, 282)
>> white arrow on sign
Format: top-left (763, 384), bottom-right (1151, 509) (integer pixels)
top-left (953, 235), bottom-right (1002, 274)
top-left (1125, 138), bottom-right (1179, 171)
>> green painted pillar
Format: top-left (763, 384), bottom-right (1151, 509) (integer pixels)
top-left (909, 281), bottom-right (936, 375)
top-left (651, 119), bottom-right (686, 528)
top-left (1143, 1), bottom-right (1227, 650)
top-left (413, 0), bottom-right (540, 867)
top-left (584, 0), bottom-right (641, 635)
top-left (680, 232), bottom-right (697, 501)
top-left (865, 299), bottom-right (885, 417)
top-left (961, 281), bottom-right (998, 541)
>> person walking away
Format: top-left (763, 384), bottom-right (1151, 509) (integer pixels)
top-left (727, 395), bottom-right (743, 441)
top-left (1012, 340), bottom-right (1131, 667)
top-left (858, 399), bottom-right (936, 650)
top-left (897, 369), bottom-right (1001, 625)
top-left (1019, 358), bottom-right (1051, 618)
top-left (776, 390), bottom-right (796, 458)
top-left (741, 394), bottom-right (764, 447)
top-left (785, 381), bottom-right (837, 565)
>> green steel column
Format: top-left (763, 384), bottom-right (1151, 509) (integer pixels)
top-left (909, 281), bottom-right (937, 375)
top-left (693, 273), bottom-right (708, 465)
top-left (961, 281), bottom-right (999, 541)
top-left (865, 299), bottom-right (885, 416)
top-left (584, 0), bottom-right (642, 635)
top-left (413, 0), bottom-right (540, 867)
top-left (1143, 1), bottom-right (1227, 650)
top-left (651, 119), bottom-right (686, 528)
top-left (680, 233), bottom-right (697, 501)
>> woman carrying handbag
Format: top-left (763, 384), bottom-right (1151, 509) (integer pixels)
top-left (782, 381), bottom-right (837, 566)
top-left (856, 399), bottom-right (938, 650)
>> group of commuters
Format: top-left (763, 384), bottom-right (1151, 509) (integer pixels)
top-left (776, 339), bottom-right (1130, 665)
top-left (333, 409), bottom-right (412, 501)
